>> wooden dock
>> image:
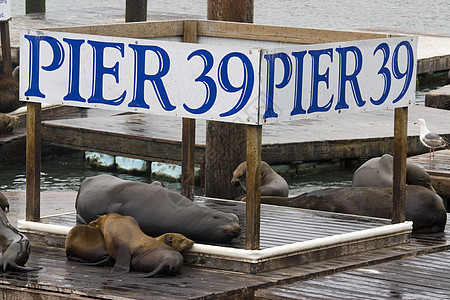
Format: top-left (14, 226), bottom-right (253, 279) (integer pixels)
top-left (1, 190), bottom-right (449, 299)
top-left (38, 105), bottom-right (450, 167)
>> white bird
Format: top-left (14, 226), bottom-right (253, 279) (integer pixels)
top-left (414, 118), bottom-right (448, 160)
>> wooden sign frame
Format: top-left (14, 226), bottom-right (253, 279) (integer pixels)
top-left (24, 20), bottom-right (409, 250)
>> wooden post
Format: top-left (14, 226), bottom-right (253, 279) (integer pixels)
top-left (26, 0), bottom-right (45, 14)
top-left (246, 125), bottom-right (262, 250)
top-left (392, 106), bottom-right (408, 223)
top-left (26, 102), bottom-right (42, 222)
top-left (0, 21), bottom-right (12, 77)
top-left (181, 20), bottom-right (198, 200)
top-left (125, 0), bottom-right (147, 22)
top-left (205, 0), bottom-right (254, 200)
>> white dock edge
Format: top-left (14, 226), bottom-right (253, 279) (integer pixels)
top-left (17, 219), bottom-right (412, 263)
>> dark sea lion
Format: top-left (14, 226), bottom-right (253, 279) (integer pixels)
top-left (76, 174), bottom-right (241, 243)
top-left (89, 213), bottom-right (184, 277)
top-left (352, 154), bottom-right (435, 192)
top-left (65, 225), bottom-right (194, 264)
top-left (0, 209), bottom-right (40, 272)
top-left (0, 113), bottom-right (19, 134)
top-left (249, 185), bottom-right (446, 233)
top-left (0, 75), bottom-right (21, 113)
top-left (231, 161), bottom-right (289, 197)
top-left (0, 191), bottom-right (10, 211)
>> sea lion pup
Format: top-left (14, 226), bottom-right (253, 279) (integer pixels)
top-left (0, 209), bottom-right (41, 272)
top-left (245, 185), bottom-right (446, 234)
top-left (352, 154), bottom-right (435, 192)
top-left (231, 161), bottom-right (289, 197)
top-left (65, 225), bottom-right (194, 264)
top-left (0, 113), bottom-right (19, 134)
top-left (0, 191), bottom-right (10, 211)
top-left (89, 213), bottom-right (185, 277)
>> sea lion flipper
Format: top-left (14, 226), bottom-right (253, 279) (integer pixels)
top-left (111, 245), bottom-right (131, 276)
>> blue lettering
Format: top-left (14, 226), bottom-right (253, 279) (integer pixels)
top-left (336, 46), bottom-right (365, 110)
top-left (308, 48), bottom-right (333, 114)
top-left (24, 35), bottom-right (65, 98)
top-left (263, 52), bottom-right (292, 119)
top-left (63, 38), bottom-right (86, 102)
top-left (128, 44), bottom-right (175, 111)
top-left (290, 51), bottom-right (307, 116)
top-left (370, 43), bottom-right (391, 105)
top-left (392, 41), bottom-right (414, 103)
top-left (183, 49), bottom-right (217, 114)
top-left (87, 41), bottom-right (126, 106)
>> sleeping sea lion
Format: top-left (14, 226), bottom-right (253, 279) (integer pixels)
top-left (76, 174), bottom-right (241, 243)
top-left (65, 225), bottom-right (193, 264)
top-left (247, 185), bottom-right (446, 233)
top-left (89, 213), bottom-right (185, 277)
top-left (352, 154), bottom-right (435, 191)
top-left (0, 75), bottom-right (20, 113)
top-left (0, 209), bottom-right (40, 272)
top-left (231, 161), bottom-right (289, 197)
top-left (0, 113), bottom-right (19, 134)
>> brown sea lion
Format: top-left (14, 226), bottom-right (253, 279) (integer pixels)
top-left (0, 113), bottom-right (19, 134)
top-left (89, 213), bottom-right (185, 277)
top-left (0, 75), bottom-right (21, 113)
top-left (0, 209), bottom-right (41, 272)
top-left (231, 161), bottom-right (289, 197)
top-left (76, 174), bottom-right (241, 243)
top-left (0, 191), bottom-right (10, 211)
top-left (65, 225), bottom-right (194, 264)
top-left (352, 154), bottom-right (435, 192)
top-left (246, 185), bottom-right (446, 234)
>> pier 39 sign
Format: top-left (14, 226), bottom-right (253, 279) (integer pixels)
top-left (20, 30), bottom-right (417, 125)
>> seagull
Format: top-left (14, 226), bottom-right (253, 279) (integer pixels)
top-left (414, 118), bottom-right (448, 160)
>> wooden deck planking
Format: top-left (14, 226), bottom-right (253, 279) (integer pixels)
top-left (408, 149), bottom-right (450, 177)
top-left (255, 247), bottom-right (450, 299)
top-left (39, 106), bottom-right (450, 166)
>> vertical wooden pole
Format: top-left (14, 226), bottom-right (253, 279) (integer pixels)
top-left (392, 106), bottom-right (408, 224)
top-left (125, 0), bottom-right (148, 22)
top-left (0, 21), bottom-right (12, 77)
top-left (181, 20), bottom-right (198, 200)
top-left (26, 102), bottom-right (42, 222)
top-left (205, 0), bottom-right (254, 200)
top-left (246, 125), bottom-right (262, 250)
top-left (26, 0), bottom-right (46, 14)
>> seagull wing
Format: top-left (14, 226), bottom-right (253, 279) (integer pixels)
top-left (423, 132), bottom-right (447, 148)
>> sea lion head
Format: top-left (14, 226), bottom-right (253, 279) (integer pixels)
top-left (0, 113), bottom-right (19, 134)
top-left (157, 233), bottom-right (194, 252)
top-left (231, 162), bottom-right (247, 187)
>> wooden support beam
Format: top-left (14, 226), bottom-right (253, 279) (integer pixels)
top-left (245, 125), bottom-right (262, 250)
top-left (125, 0), bottom-right (147, 22)
top-left (392, 106), bottom-right (408, 224)
top-left (26, 102), bottom-right (42, 222)
top-left (0, 21), bottom-right (12, 77)
top-left (181, 20), bottom-right (198, 200)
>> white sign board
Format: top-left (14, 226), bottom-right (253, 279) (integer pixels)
top-left (20, 30), bottom-right (417, 125)
top-left (0, 0), bottom-right (11, 21)
top-left (20, 30), bottom-right (261, 124)
top-left (259, 37), bottom-right (418, 124)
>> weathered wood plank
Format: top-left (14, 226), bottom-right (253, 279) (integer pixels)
top-left (26, 102), bottom-right (41, 221)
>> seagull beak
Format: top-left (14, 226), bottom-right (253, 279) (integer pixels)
top-left (414, 121), bottom-right (418, 124)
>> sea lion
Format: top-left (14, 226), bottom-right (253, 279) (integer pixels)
top-left (89, 213), bottom-right (184, 277)
top-left (0, 191), bottom-right (10, 211)
top-left (352, 154), bottom-right (435, 192)
top-left (65, 225), bottom-right (194, 264)
top-left (0, 113), bottom-right (19, 134)
top-left (0, 75), bottom-right (21, 113)
top-left (249, 185), bottom-right (446, 233)
top-left (75, 174), bottom-right (241, 243)
top-left (0, 209), bottom-right (40, 272)
top-left (231, 161), bottom-right (289, 197)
